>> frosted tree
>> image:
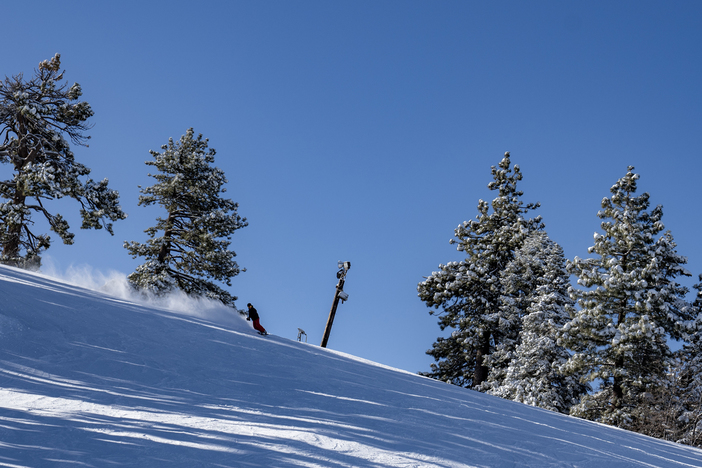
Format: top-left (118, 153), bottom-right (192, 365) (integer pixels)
top-left (487, 231), bottom-right (588, 413)
top-left (559, 166), bottom-right (695, 428)
top-left (418, 152), bottom-right (543, 388)
top-left (0, 54), bottom-right (126, 268)
top-left (124, 128), bottom-right (247, 306)
top-left (664, 278), bottom-right (702, 446)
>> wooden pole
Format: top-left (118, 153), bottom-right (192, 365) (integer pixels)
top-left (321, 277), bottom-right (345, 348)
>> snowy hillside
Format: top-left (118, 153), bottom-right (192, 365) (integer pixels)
top-left (2, 265), bottom-right (702, 467)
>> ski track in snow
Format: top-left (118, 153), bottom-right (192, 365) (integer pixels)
top-left (1, 265), bottom-right (702, 467)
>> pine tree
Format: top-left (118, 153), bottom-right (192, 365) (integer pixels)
top-left (665, 277), bottom-right (702, 446)
top-left (418, 152), bottom-right (543, 388)
top-left (559, 166), bottom-right (695, 428)
top-left (486, 231), bottom-right (589, 413)
top-left (124, 128), bottom-right (247, 306)
top-left (0, 54), bottom-right (126, 268)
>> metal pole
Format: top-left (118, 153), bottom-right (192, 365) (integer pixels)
top-left (321, 277), bottom-right (345, 348)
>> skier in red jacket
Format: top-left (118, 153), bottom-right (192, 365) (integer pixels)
top-left (246, 303), bottom-right (268, 335)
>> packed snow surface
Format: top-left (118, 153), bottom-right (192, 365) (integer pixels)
top-left (1, 265), bottom-right (702, 467)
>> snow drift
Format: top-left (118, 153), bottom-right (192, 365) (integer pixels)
top-left (1, 264), bottom-right (702, 467)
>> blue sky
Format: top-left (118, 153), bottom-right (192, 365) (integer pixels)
top-left (3, 1), bottom-right (702, 373)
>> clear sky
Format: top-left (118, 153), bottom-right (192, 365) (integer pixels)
top-left (3, 1), bottom-right (702, 373)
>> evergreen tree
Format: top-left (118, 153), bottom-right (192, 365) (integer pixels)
top-left (665, 277), bottom-right (702, 447)
top-left (486, 231), bottom-right (588, 413)
top-left (418, 152), bottom-right (542, 388)
top-left (124, 128), bottom-right (247, 306)
top-left (559, 166), bottom-right (695, 428)
top-left (0, 54), bottom-right (126, 268)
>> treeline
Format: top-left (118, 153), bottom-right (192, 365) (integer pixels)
top-left (0, 55), bottom-right (246, 306)
top-left (419, 152), bottom-right (702, 446)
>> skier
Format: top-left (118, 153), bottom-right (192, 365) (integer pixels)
top-left (246, 303), bottom-right (268, 335)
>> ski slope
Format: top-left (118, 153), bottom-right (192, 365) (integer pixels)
top-left (1, 265), bottom-right (702, 467)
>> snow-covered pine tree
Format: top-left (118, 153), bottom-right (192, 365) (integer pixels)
top-left (0, 54), bottom-right (126, 268)
top-left (124, 128), bottom-right (247, 307)
top-left (665, 277), bottom-right (702, 447)
top-left (418, 152), bottom-right (543, 388)
top-left (559, 166), bottom-right (695, 428)
top-left (486, 231), bottom-right (589, 413)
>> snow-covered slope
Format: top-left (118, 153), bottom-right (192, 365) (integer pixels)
top-left (1, 265), bottom-right (702, 467)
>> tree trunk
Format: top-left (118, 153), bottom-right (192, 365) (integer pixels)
top-left (157, 212), bottom-right (176, 264)
top-left (613, 300), bottom-right (627, 405)
top-left (473, 331), bottom-right (490, 387)
top-left (2, 119), bottom-right (29, 264)
top-left (1, 183), bottom-right (26, 264)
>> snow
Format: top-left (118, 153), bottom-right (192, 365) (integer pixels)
top-left (2, 265), bottom-right (702, 467)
